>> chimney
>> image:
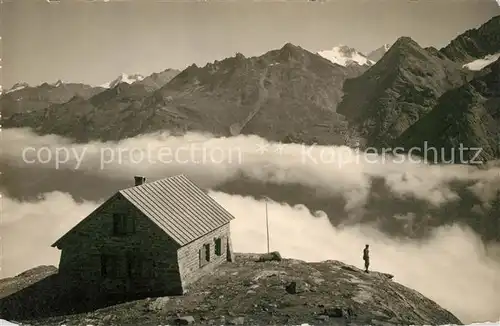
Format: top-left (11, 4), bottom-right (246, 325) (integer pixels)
top-left (134, 176), bottom-right (146, 186)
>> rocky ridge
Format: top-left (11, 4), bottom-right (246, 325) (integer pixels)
top-left (0, 253), bottom-right (462, 326)
top-left (439, 15), bottom-right (500, 63)
top-left (336, 36), bottom-right (473, 147)
top-left (137, 68), bottom-right (181, 92)
top-left (0, 82), bottom-right (105, 117)
top-left (5, 43), bottom-right (366, 145)
top-left (395, 57), bottom-right (500, 162)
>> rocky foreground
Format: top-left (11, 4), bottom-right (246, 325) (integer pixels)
top-left (1, 253), bottom-right (461, 326)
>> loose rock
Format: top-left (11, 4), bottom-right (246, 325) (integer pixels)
top-left (228, 316), bottom-right (246, 325)
top-left (172, 315), bottom-right (195, 325)
top-left (324, 307), bottom-right (343, 317)
top-left (147, 297), bottom-right (170, 312)
top-left (257, 251), bottom-right (282, 262)
top-left (285, 280), bottom-right (309, 294)
top-left (341, 265), bottom-right (357, 272)
top-left (101, 314), bottom-right (114, 323)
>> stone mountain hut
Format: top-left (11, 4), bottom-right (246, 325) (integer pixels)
top-left (51, 174), bottom-right (236, 298)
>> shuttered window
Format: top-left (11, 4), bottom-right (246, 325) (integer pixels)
top-left (204, 243), bottom-right (210, 262)
top-left (112, 213), bottom-right (135, 236)
top-left (199, 243), bottom-right (211, 267)
top-left (214, 237), bottom-right (222, 256)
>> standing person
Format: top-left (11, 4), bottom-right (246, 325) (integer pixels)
top-left (363, 244), bottom-right (370, 273)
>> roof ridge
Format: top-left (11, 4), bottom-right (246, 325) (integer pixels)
top-left (119, 174), bottom-right (188, 192)
top-left (119, 174), bottom-right (235, 246)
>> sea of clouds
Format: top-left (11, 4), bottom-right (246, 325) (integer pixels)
top-left (1, 127), bottom-right (500, 324)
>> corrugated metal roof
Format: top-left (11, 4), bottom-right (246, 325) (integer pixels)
top-left (119, 174), bottom-right (235, 246)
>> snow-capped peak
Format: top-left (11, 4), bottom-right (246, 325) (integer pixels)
top-left (52, 79), bottom-right (64, 87)
top-left (463, 52), bottom-right (500, 71)
top-left (5, 82), bottom-right (29, 94)
top-left (100, 73), bottom-right (145, 89)
top-left (317, 45), bottom-right (374, 67)
top-left (366, 43), bottom-right (392, 62)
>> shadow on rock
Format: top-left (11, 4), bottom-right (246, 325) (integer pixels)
top-left (0, 270), bottom-right (167, 321)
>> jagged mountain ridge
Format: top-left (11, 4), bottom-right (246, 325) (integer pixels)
top-left (137, 68), bottom-right (181, 91)
top-left (5, 43), bottom-right (367, 144)
top-left (2, 15), bottom-right (499, 156)
top-left (98, 70), bottom-right (181, 91)
top-left (336, 36), bottom-right (473, 147)
top-left (4, 82), bottom-right (30, 94)
top-left (0, 82), bottom-right (105, 117)
top-left (395, 57), bottom-right (500, 162)
top-left (439, 15), bottom-right (500, 63)
top-left (1, 70), bottom-right (180, 119)
top-left (26, 82), bottom-right (154, 139)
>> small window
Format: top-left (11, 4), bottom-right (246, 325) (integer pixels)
top-left (199, 243), bottom-right (211, 267)
top-left (113, 213), bottom-right (135, 235)
top-left (214, 237), bottom-right (222, 256)
top-left (204, 243), bottom-right (211, 262)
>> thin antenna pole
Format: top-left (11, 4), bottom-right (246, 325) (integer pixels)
top-left (266, 200), bottom-right (270, 253)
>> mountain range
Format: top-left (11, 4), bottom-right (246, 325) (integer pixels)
top-left (2, 16), bottom-right (500, 244)
top-left (336, 36), bottom-right (474, 147)
top-left (2, 15), bottom-right (499, 234)
top-left (3, 15), bottom-right (499, 160)
top-left (4, 44), bottom-right (367, 144)
top-left (396, 54), bottom-right (500, 161)
top-left (0, 81), bottom-right (104, 117)
top-left (439, 15), bottom-right (500, 64)
top-left (2, 14), bottom-right (500, 326)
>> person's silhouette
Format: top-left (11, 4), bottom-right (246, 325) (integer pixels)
top-left (363, 244), bottom-right (370, 273)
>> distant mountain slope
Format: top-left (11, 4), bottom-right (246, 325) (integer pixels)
top-left (439, 15), bottom-right (500, 63)
top-left (4, 82), bottom-right (30, 94)
top-left (99, 70), bottom-right (180, 91)
top-left (366, 44), bottom-right (391, 62)
top-left (336, 36), bottom-right (472, 147)
top-left (0, 82), bottom-right (105, 117)
top-left (395, 57), bottom-right (500, 162)
top-left (6, 82), bottom-right (153, 142)
top-left (136, 68), bottom-right (181, 91)
top-left (5, 44), bottom-right (366, 145)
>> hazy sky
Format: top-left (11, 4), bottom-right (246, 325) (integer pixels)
top-left (1, 0), bottom-right (499, 88)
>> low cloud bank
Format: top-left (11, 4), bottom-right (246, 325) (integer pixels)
top-left (2, 191), bottom-right (500, 324)
top-left (2, 128), bottom-right (500, 213)
top-left (2, 128), bottom-right (500, 323)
